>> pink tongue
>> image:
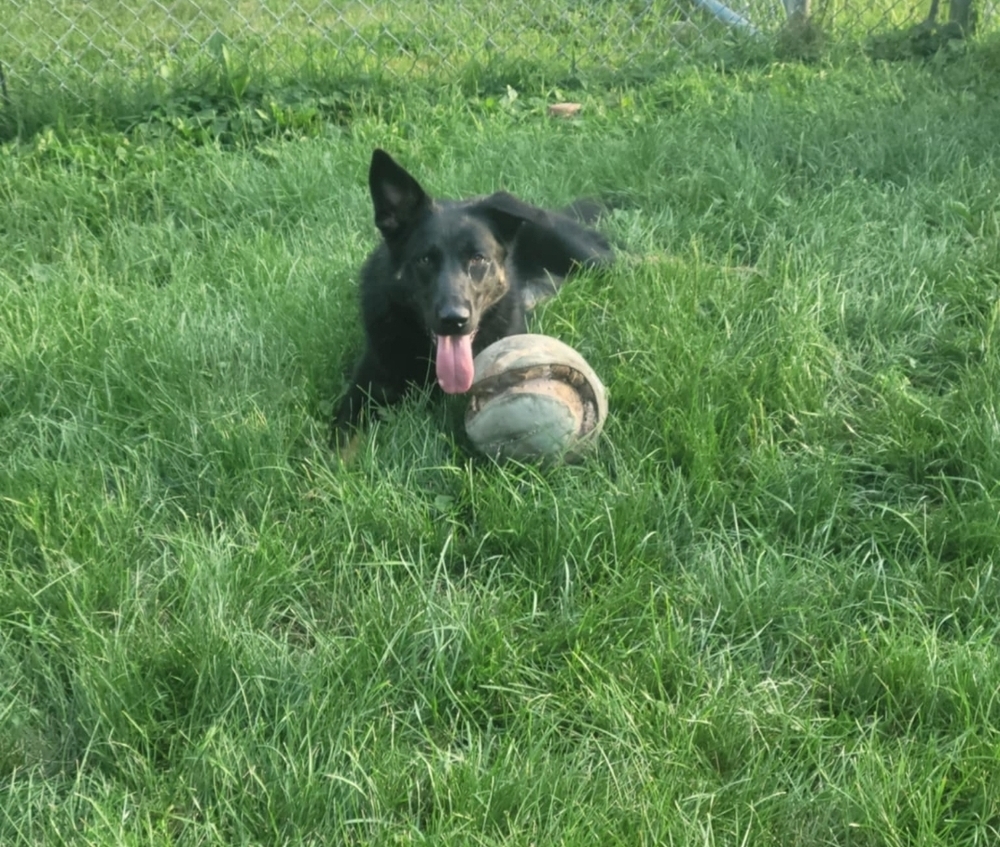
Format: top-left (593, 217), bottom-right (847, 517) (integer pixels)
top-left (436, 334), bottom-right (475, 394)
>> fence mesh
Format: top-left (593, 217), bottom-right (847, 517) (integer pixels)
top-left (0, 0), bottom-right (993, 98)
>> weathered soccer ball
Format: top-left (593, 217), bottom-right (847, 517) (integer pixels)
top-left (465, 334), bottom-right (607, 462)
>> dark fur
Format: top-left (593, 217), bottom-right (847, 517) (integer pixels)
top-left (331, 149), bottom-right (614, 445)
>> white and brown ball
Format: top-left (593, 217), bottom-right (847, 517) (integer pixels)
top-left (465, 334), bottom-right (607, 462)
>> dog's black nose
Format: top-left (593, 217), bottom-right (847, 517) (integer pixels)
top-left (437, 306), bottom-right (470, 334)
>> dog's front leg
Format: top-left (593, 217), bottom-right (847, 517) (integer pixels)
top-left (330, 349), bottom-right (407, 451)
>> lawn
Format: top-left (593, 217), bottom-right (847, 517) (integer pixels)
top-left (2, 24), bottom-right (1000, 846)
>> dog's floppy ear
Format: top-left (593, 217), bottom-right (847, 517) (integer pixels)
top-left (476, 191), bottom-right (614, 277)
top-left (474, 191), bottom-right (550, 244)
top-left (369, 149), bottom-right (431, 242)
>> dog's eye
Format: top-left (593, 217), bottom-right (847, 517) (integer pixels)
top-left (415, 254), bottom-right (433, 267)
top-left (470, 253), bottom-right (488, 266)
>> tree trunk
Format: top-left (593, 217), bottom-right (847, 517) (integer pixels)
top-left (783, 0), bottom-right (811, 24)
top-left (947, 0), bottom-right (975, 34)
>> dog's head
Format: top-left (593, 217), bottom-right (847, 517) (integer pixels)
top-left (368, 149), bottom-right (545, 393)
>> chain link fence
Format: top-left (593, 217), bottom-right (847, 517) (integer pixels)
top-left (1, 0), bottom-right (994, 99)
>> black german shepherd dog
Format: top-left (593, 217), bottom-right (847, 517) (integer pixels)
top-left (331, 148), bottom-right (614, 445)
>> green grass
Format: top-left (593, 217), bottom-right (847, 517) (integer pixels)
top-left (3, 0), bottom-right (960, 139)
top-left (3, 33), bottom-right (1000, 846)
top-left (2, 0), bottom-right (746, 100)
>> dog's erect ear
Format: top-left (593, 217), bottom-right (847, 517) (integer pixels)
top-left (369, 149), bottom-right (431, 242)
